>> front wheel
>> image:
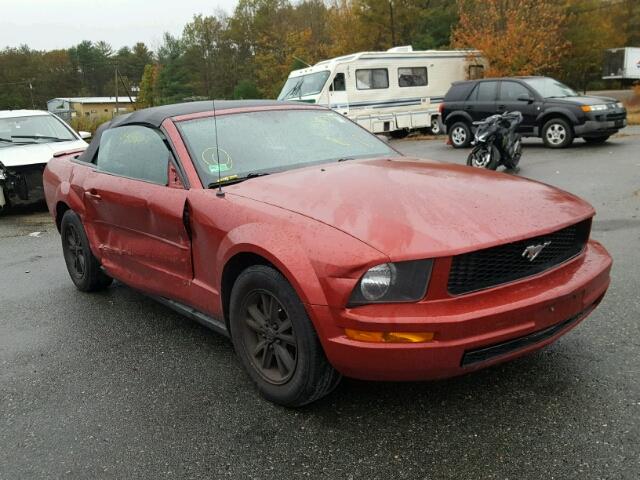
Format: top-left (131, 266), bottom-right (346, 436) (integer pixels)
top-left (229, 265), bottom-right (341, 407)
top-left (467, 144), bottom-right (499, 170)
top-left (505, 137), bottom-right (522, 170)
top-left (542, 118), bottom-right (574, 148)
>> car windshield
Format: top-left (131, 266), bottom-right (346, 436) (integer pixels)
top-left (277, 71), bottom-right (330, 100)
top-left (0, 115), bottom-right (76, 148)
top-left (177, 109), bottom-right (399, 186)
top-left (523, 78), bottom-right (578, 98)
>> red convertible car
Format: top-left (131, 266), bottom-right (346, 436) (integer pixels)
top-left (44, 101), bottom-right (612, 406)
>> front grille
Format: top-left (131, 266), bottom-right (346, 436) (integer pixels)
top-left (606, 112), bottom-right (626, 121)
top-left (448, 220), bottom-right (591, 295)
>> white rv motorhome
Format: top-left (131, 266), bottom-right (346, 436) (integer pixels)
top-left (277, 46), bottom-right (484, 137)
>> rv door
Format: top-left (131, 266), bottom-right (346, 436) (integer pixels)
top-left (328, 73), bottom-right (349, 116)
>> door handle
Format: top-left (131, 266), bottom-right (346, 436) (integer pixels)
top-left (85, 189), bottom-right (101, 200)
top-left (497, 104), bottom-right (506, 109)
top-left (464, 105), bottom-right (473, 110)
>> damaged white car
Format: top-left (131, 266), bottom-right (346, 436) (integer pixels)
top-left (0, 110), bottom-right (90, 213)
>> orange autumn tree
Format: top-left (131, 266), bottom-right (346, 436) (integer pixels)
top-left (452, 0), bottom-right (568, 77)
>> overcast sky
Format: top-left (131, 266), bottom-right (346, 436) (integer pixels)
top-left (0, 0), bottom-right (239, 51)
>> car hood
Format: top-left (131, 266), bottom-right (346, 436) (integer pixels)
top-left (544, 95), bottom-right (618, 106)
top-left (0, 139), bottom-right (87, 168)
top-left (229, 158), bottom-right (594, 259)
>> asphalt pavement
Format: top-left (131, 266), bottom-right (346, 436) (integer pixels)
top-left (1, 130), bottom-right (639, 479)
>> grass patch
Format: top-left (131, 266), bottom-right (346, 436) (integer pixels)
top-left (626, 108), bottom-right (640, 126)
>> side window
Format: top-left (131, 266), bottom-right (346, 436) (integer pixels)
top-left (355, 69), bottom-right (389, 90)
top-left (96, 125), bottom-right (170, 185)
top-left (468, 64), bottom-right (484, 80)
top-left (470, 81), bottom-right (498, 101)
top-left (499, 81), bottom-right (531, 101)
top-left (331, 73), bottom-right (346, 91)
top-left (398, 67), bottom-right (428, 87)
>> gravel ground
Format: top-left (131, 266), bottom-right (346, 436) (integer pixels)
top-left (1, 129), bottom-right (639, 479)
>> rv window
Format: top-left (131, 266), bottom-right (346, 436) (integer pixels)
top-left (331, 73), bottom-right (346, 91)
top-left (398, 67), bottom-right (428, 87)
top-left (355, 69), bottom-right (389, 90)
top-left (468, 65), bottom-right (484, 80)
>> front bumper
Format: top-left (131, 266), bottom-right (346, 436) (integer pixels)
top-left (309, 240), bottom-right (611, 381)
top-left (575, 111), bottom-right (627, 137)
top-left (0, 162), bottom-right (47, 207)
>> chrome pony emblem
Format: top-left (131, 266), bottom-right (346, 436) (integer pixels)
top-left (522, 241), bottom-right (551, 261)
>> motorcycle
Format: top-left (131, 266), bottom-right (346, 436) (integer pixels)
top-left (467, 111), bottom-right (523, 170)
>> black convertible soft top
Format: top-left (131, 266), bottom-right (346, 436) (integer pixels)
top-left (78, 100), bottom-right (321, 163)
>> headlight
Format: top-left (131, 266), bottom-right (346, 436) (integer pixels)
top-left (616, 101), bottom-right (624, 109)
top-left (348, 259), bottom-right (433, 306)
top-left (581, 104), bottom-right (608, 112)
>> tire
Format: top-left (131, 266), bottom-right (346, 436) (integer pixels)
top-left (60, 210), bottom-right (112, 292)
top-left (448, 121), bottom-right (472, 148)
top-left (584, 136), bottom-right (609, 144)
top-left (467, 144), bottom-right (499, 170)
top-left (229, 265), bottom-right (341, 407)
top-left (430, 116), bottom-right (442, 135)
top-left (390, 129), bottom-right (409, 139)
top-left (542, 118), bottom-right (574, 148)
top-left (505, 137), bottom-right (522, 170)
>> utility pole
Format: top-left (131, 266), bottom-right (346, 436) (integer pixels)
top-left (114, 63), bottom-right (119, 118)
top-left (389, 1), bottom-right (396, 47)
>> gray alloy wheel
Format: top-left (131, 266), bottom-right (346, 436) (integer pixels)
top-left (449, 121), bottom-right (471, 148)
top-left (542, 118), bottom-right (574, 148)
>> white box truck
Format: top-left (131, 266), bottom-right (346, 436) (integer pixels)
top-left (277, 46), bottom-right (485, 137)
top-left (602, 47), bottom-right (640, 80)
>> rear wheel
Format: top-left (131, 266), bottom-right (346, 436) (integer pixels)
top-left (542, 118), bottom-right (573, 148)
top-left (449, 121), bottom-right (472, 148)
top-left (229, 265), bottom-right (341, 407)
top-left (584, 136), bottom-right (609, 144)
top-left (60, 210), bottom-right (112, 292)
top-left (467, 144), bottom-right (499, 170)
top-left (430, 116), bottom-right (442, 135)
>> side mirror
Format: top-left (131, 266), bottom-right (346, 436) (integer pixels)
top-left (517, 94), bottom-right (534, 103)
top-left (79, 131), bottom-right (91, 139)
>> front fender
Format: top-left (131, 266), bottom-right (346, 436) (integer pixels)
top-left (217, 222), bottom-right (327, 306)
top-left (537, 107), bottom-right (580, 126)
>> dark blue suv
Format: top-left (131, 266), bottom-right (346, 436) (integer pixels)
top-left (440, 76), bottom-right (627, 148)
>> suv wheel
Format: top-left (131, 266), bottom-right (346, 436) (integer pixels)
top-left (542, 118), bottom-right (574, 148)
top-left (449, 121), bottom-right (471, 148)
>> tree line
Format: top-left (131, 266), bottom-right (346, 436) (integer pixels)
top-left (1, 0), bottom-right (638, 111)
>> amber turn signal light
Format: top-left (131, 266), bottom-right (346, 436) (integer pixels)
top-left (345, 329), bottom-right (435, 343)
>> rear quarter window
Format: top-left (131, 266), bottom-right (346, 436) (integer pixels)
top-left (444, 82), bottom-right (475, 101)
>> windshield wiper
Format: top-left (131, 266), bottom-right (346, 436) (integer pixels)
top-left (282, 81), bottom-right (303, 100)
top-left (337, 157), bottom-right (356, 162)
top-left (208, 172), bottom-right (270, 188)
top-left (0, 136), bottom-right (34, 145)
top-left (11, 135), bottom-right (71, 142)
